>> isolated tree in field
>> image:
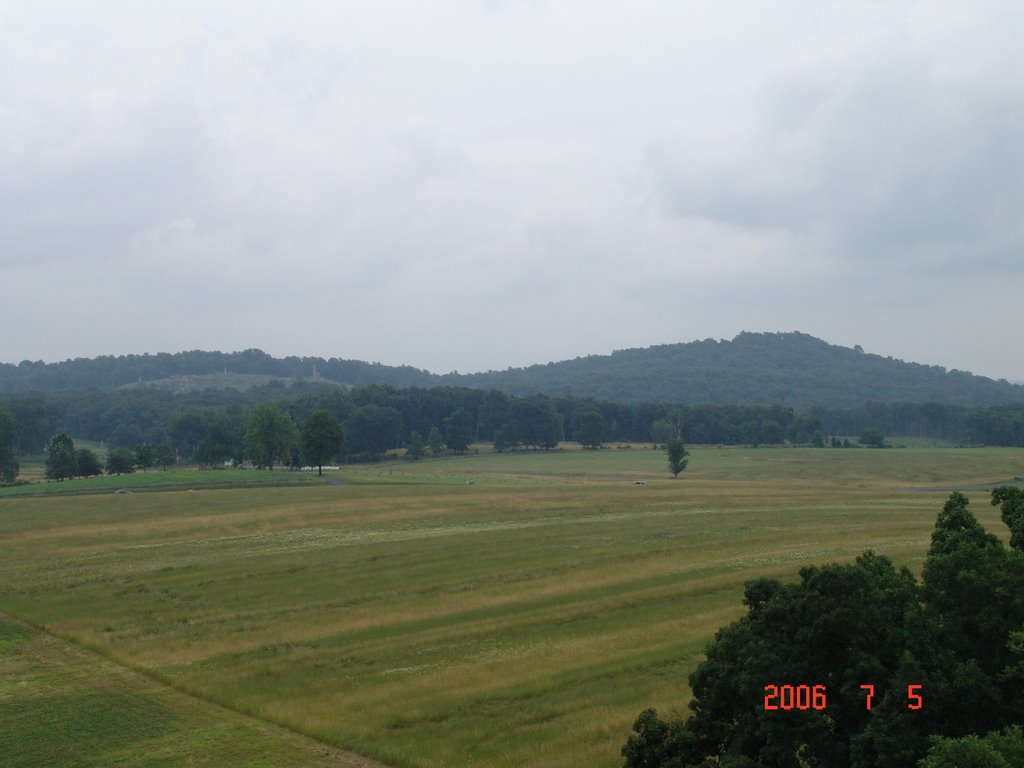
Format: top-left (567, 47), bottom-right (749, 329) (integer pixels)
top-left (572, 406), bottom-right (605, 448)
top-left (427, 426), bottom-right (445, 456)
top-left (134, 442), bottom-right (155, 471)
top-left (245, 403), bottom-right (298, 469)
top-left (666, 437), bottom-right (688, 477)
top-left (44, 433), bottom-right (77, 480)
top-left (444, 408), bottom-right (476, 454)
top-left (105, 447), bottom-right (135, 475)
top-left (75, 447), bottom-right (103, 477)
top-left (406, 430), bottom-right (425, 460)
top-left (0, 410), bottom-right (17, 485)
top-left (300, 409), bottom-right (344, 475)
top-left (154, 444), bottom-right (175, 471)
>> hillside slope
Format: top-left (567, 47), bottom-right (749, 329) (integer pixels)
top-left (2, 332), bottom-right (1021, 408)
top-left (443, 332), bottom-right (1024, 407)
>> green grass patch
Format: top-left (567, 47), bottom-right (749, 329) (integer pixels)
top-left (0, 615), bottom-right (388, 768)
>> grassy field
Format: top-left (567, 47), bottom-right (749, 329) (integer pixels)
top-left (0, 614), bottom-right (390, 768)
top-left (2, 446), bottom-right (1022, 767)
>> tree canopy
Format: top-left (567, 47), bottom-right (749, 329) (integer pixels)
top-left (244, 402), bottom-right (298, 469)
top-left (571, 406), bottom-right (605, 448)
top-left (105, 447), bottom-right (135, 475)
top-left (666, 438), bottom-right (688, 477)
top-left (0, 410), bottom-right (17, 485)
top-left (501, 398), bottom-right (563, 449)
top-left (300, 410), bottom-right (344, 475)
top-left (623, 491), bottom-right (1024, 768)
top-left (44, 433), bottom-right (77, 481)
top-left (75, 447), bottom-right (103, 477)
top-left (444, 407), bottom-right (475, 453)
top-left (134, 442), bottom-right (155, 471)
top-left (5, 381), bottom-right (1024, 468)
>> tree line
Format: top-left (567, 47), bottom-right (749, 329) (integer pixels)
top-left (34, 404), bottom-right (347, 481)
top-left (3, 383), bottom-right (1024, 472)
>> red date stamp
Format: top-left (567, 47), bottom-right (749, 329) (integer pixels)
top-left (763, 684), bottom-right (922, 711)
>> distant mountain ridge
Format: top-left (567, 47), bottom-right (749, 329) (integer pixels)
top-left (2, 332), bottom-right (1022, 408)
top-left (450, 332), bottom-right (1024, 408)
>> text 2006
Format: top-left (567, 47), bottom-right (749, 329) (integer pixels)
top-left (763, 684), bottom-right (923, 711)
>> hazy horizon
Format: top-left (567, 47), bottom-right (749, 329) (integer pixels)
top-left (4, 330), bottom-right (1023, 386)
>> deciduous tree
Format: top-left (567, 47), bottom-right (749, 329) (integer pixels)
top-left (105, 447), bottom-right (135, 475)
top-left (571, 406), bottom-right (605, 449)
top-left (427, 426), bottom-right (445, 456)
top-left (134, 442), bottom-right (154, 471)
top-left (992, 486), bottom-right (1024, 551)
top-left (503, 398), bottom-right (562, 449)
top-left (154, 444), bottom-right (175, 471)
top-left (622, 493), bottom-right (1024, 768)
top-left (300, 409), bottom-right (344, 475)
top-left (344, 405), bottom-right (402, 457)
top-left (44, 433), bottom-right (77, 480)
top-left (444, 408), bottom-right (475, 454)
top-left (245, 403), bottom-right (298, 469)
top-left (406, 430), bottom-right (425, 460)
top-left (75, 447), bottom-right (103, 477)
top-left (919, 726), bottom-right (1024, 768)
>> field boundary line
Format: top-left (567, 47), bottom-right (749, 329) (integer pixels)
top-left (0, 609), bottom-right (397, 768)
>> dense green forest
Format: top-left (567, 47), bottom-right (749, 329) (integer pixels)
top-left (4, 381), bottom-right (1024, 473)
top-left (457, 332), bottom-right (1024, 407)
top-left (0, 349), bottom-right (437, 394)
top-left (3, 332), bottom-right (1023, 408)
top-left (4, 333), bottom-right (1024, 478)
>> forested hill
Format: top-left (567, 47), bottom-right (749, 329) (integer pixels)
top-left (448, 332), bottom-right (1024, 407)
top-left (3, 332), bottom-right (1022, 408)
top-left (0, 349), bottom-right (438, 395)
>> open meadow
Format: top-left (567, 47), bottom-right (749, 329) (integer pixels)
top-left (2, 446), bottom-right (1022, 767)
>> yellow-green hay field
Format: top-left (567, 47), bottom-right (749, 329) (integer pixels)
top-left (2, 446), bottom-right (1021, 767)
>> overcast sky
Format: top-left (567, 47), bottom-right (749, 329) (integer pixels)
top-left (3, 1), bottom-right (1022, 380)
